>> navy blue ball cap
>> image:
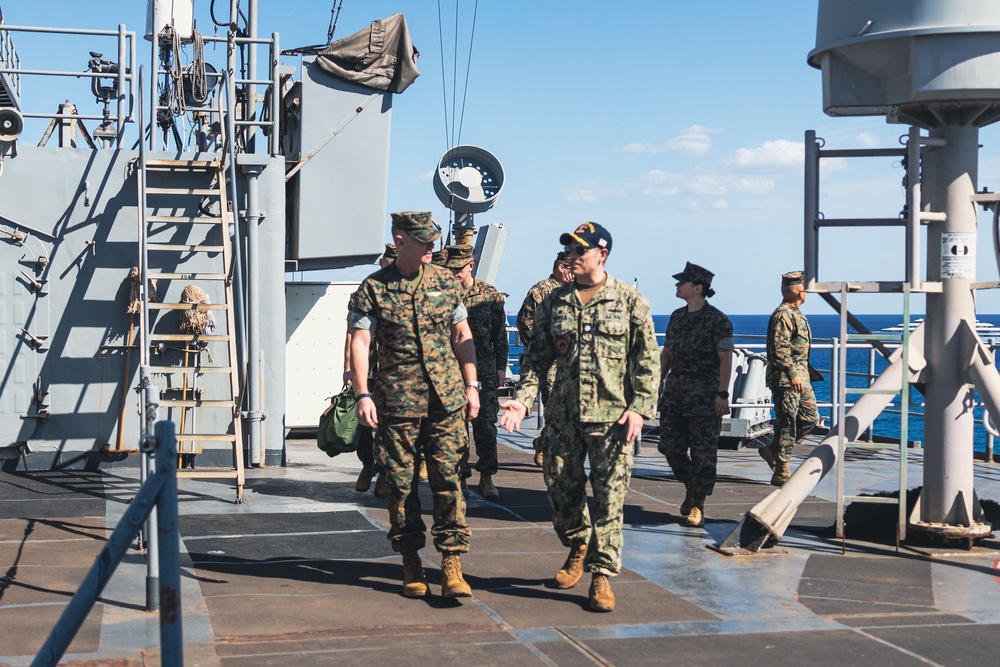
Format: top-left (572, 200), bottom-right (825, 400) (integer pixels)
top-left (559, 222), bottom-right (612, 253)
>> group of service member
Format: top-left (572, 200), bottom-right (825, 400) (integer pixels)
top-left (343, 211), bottom-right (819, 613)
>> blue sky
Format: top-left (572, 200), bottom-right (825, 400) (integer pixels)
top-left (8, 1), bottom-right (1000, 315)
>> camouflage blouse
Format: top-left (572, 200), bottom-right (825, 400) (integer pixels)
top-left (463, 278), bottom-right (509, 381)
top-left (349, 263), bottom-right (468, 418)
top-left (515, 274), bottom-right (660, 423)
top-left (765, 301), bottom-right (811, 389)
top-left (515, 276), bottom-right (561, 347)
top-left (661, 303), bottom-right (734, 416)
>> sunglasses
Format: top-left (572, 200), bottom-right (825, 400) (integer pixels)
top-left (568, 244), bottom-right (592, 257)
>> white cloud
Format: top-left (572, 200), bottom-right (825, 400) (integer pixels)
top-left (409, 170), bottom-right (435, 181)
top-left (730, 139), bottom-right (804, 169)
top-left (856, 132), bottom-right (882, 148)
top-left (639, 170), bottom-right (775, 196)
top-left (564, 186), bottom-right (628, 203)
top-left (618, 124), bottom-right (720, 157)
top-left (711, 199), bottom-right (729, 210)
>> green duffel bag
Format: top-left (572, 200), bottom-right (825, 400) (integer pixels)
top-left (317, 383), bottom-right (361, 456)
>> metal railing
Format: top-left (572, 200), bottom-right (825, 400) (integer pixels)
top-left (0, 6), bottom-right (21, 102)
top-left (31, 421), bottom-right (182, 667)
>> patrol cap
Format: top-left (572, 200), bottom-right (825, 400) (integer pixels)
top-left (672, 261), bottom-right (715, 287)
top-left (556, 250), bottom-right (570, 263)
top-left (559, 222), bottom-right (612, 254)
top-left (431, 249), bottom-right (448, 266)
top-left (390, 211), bottom-right (443, 243)
top-left (382, 243), bottom-right (397, 260)
top-left (444, 244), bottom-right (474, 269)
top-left (781, 270), bottom-right (804, 286)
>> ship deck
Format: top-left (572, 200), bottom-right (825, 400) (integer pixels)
top-left (4, 420), bottom-right (1000, 666)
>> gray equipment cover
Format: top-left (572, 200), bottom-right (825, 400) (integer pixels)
top-left (315, 13), bottom-right (419, 94)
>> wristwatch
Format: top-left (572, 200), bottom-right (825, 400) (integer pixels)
top-left (717, 391), bottom-right (729, 399)
top-left (466, 381), bottom-right (482, 390)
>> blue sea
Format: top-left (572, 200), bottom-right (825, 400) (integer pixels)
top-left (509, 313), bottom-right (1000, 453)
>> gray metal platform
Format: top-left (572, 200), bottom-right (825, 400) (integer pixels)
top-left (3, 420), bottom-right (1000, 666)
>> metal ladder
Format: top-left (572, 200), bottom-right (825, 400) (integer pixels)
top-left (137, 154), bottom-right (245, 501)
top-left (834, 285), bottom-right (912, 548)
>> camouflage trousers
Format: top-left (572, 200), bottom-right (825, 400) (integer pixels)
top-left (463, 384), bottom-right (499, 476)
top-left (769, 386), bottom-right (819, 463)
top-left (542, 418), bottom-right (633, 576)
top-left (658, 411), bottom-right (721, 496)
top-left (530, 363), bottom-right (558, 456)
top-left (354, 427), bottom-right (383, 472)
top-left (378, 407), bottom-right (470, 554)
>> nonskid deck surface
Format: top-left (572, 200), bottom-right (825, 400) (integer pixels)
top-left (3, 422), bottom-right (1000, 666)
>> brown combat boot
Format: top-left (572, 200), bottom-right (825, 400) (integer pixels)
top-left (679, 487), bottom-right (695, 516)
top-left (374, 473), bottom-right (388, 499)
top-left (771, 461), bottom-right (791, 487)
top-left (417, 458), bottom-right (429, 481)
top-left (686, 494), bottom-right (707, 527)
top-left (477, 473), bottom-right (500, 502)
top-left (589, 573), bottom-right (615, 612)
top-left (355, 464), bottom-right (374, 492)
top-left (552, 543), bottom-right (588, 589)
top-left (401, 552), bottom-right (428, 598)
top-left (758, 446), bottom-right (777, 473)
top-left (440, 553), bottom-right (472, 598)
top-left (532, 437), bottom-right (544, 468)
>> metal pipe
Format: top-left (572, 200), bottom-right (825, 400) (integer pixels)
top-left (117, 24), bottom-right (127, 148)
top-left (244, 164), bottom-right (264, 465)
top-left (906, 126), bottom-right (922, 290)
top-left (154, 421), bottom-right (182, 667)
top-left (920, 124), bottom-right (979, 527)
top-left (804, 130), bottom-right (819, 288)
top-left (271, 32), bottom-right (280, 156)
top-left (719, 324), bottom-right (925, 551)
top-left (246, 0), bottom-right (258, 152)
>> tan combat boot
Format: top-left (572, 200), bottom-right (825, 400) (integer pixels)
top-left (552, 543), bottom-right (588, 589)
top-left (589, 573), bottom-right (615, 612)
top-left (771, 461), bottom-right (791, 487)
top-left (679, 487), bottom-right (695, 517)
top-left (758, 446), bottom-right (777, 473)
top-left (401, 552), bottom-right (428, 598)
top-left (532, 437), bottom-right (544, 468)
top-left (355, 464), bottom-right (374, 492)
top-left (417, 458), bottom-right (429, 481)
top-left (440, 553), bottom-right (472, 598)
top-left (686, 494), bottom-right (707, 527)
top-left (477, 473), bottom-right (500, 502)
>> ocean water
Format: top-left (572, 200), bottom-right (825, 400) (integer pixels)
top-left (509, 312), bottom-right (1000, 453)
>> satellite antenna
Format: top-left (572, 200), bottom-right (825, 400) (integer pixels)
top-left (433, 145), bottom-right (504, 245)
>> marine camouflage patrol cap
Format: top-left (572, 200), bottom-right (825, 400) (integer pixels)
top-left (559, 222), bottom-right (613, 253)
top-left (782, 270), bottom-right (804, 286)
top-left (390, 211), bottom-right (443, 243)
top-left (383, 243), bottom-right (397, 260)
top-left (444, 244), bottom-right (474, 269)
top-left (431, 249), bottom-right (448, 266)
top-left (672, 261), bottom-right (714, 287)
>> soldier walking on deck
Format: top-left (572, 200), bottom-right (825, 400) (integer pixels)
top-left (658, 262), bottom-right (734, 528)
top-left (349, 212), bottom-right (481, 600)
top-left (446, 244), bottom-right (508, 502)
top-left (499, 222), bottom-right (659, 613)
top-left (760, 271), bottom-right (819, 486)
top-left (516, 251), bottom-right (573, 467)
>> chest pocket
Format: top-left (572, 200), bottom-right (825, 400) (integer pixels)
top-left (551, 316), bottom-right (578, 357)
top-left (595, 316), bottom-right (629, 358)
top-left (422, 290), bottom-right (454, 327)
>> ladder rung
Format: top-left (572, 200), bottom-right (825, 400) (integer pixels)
top-left (175, 434), bottom-right (238, 442)
top-left (147, 187), bottom-right (220, 196)
top-left (148, 303), bottom-right (230, 311)
top-left (147, 215), bottom-right (223, 224)
top-left (147, 243), bottom-right (226, 252)
top-left (177, 470), bottom-right (240, 479)
top-left (843, 495), bottom-right (900, 505)
top-left (160, 399), bottom-right (234, 408)
top-left (148, 272), bottom-right (228, 281)
top-left (150, 334), bottom-right (231, 342)
top-left (149, 365), bottom-right (233, 375)
top-left (145, 159), bottom-right (219, 169)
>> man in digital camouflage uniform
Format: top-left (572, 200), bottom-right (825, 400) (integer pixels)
top-left (761, 270), bottom-right (819, 486)
top-left (432, 248), bottom-right (448, 267)
top-left (499, 222), bottom-right (659, 613)
top-left (446, 244), bottom-right (508, 502)
top-left (658, 262), bottom-right (734, 528)
top-left (516, 251), bottom-right (573, 467)
top-left (345, 243), bottom-right (395, 496)
top-left (350, 212), bottom-right (481, 600)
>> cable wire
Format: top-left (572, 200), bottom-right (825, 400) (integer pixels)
top-left (456, 0), bottom-right (479, 146)
top-left (437, 0), bottom-right (451, 150)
